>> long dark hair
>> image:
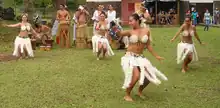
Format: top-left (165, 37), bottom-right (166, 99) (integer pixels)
top-left (60, 4), bottom-right (65, 7)
top-left (131, 13), bottom-right (141, 24)
top-left (100, 11), bottom-right (107, 17)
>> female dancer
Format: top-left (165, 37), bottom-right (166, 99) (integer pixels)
top-left (3, 13), bottom-right (38, 58)
top-left (170, 17), bottom-right (204, 73)
top-left (116, 13), bottom-right (167, 102)
top-left (92, 11), bottom-right (114, 60)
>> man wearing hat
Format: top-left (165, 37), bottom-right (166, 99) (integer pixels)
top-left (214, 8), bottom-right (219, 25)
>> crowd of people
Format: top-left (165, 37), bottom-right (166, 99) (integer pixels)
top-left (2, 2), bottom-right (206, 102)
top-left (186, 8), bottom-right (220, 31)
top-left (158, 9), bottom-right (176, 25)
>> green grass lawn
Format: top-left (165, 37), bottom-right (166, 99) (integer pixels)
top-left (0, 26), bottom-right (220, 108)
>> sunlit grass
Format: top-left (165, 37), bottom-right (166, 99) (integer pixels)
top-left (0, 26), bottom-right (220, 108)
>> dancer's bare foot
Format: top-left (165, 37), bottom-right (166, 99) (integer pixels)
top-left (186, 65), bottom-right (189, 70)
top-left (18, 56), bottom-right (23, 60)
top-left (137, 92), bottom-right (146, 99)
top-left (103, 52), bottom-right (106, 59)
top-left (124, 96), bottom-right (134, 102)
top-left (181, 68), bottom-right (186, 73)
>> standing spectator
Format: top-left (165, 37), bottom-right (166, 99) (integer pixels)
top-left (214, 8), bottom-right (219, 25)
top-left (191, 9), bottom-right (198, 26)
top-left (107, 5), bottom-right (116, 28)
top-left (204, 9), bottom-right (211, 31)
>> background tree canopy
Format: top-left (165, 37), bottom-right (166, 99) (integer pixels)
top-left (2, 0), bottom-right (86, 9)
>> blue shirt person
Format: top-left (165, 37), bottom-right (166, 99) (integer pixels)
top-left (191, 10), bottom-right (198, 26)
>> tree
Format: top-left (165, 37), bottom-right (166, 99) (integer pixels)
top-left (33, 0), bottom-right (52, 18)
top-left (55, 0), bottom-right (66, 10)
top-left (34, 0), bottom-right (52, 8)
top-left (13, 0), bottom-right (22, 15)
top-left (23, 0), bottom-right (34, 23)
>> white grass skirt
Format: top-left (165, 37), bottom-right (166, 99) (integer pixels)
top-left (93, 22), bottom-right (98, 34)
top-left (92, 35), bottom-right (114, 56)
top-left (121, 52), bottom-right (168, 89)
top-left (13, 36), bottom-right (34, 57)
top-left (177, 42), bottom-right (198, 64)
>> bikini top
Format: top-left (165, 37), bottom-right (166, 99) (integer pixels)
top-left (20, 24), bottom-right (31, 31)
top-left (129, 35), bottom-right (148, 44)
top-left (182, 30), bottom-right (194, 37)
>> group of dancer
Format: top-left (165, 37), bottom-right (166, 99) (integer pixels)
top-left (2, 3), bottom-right (204, 102)
top-left (91, 3), bottom-right (204, 102)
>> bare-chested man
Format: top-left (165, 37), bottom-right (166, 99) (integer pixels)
top-left (76, 5), bottom-right (89, 26)
top-left (75, 5), bottom-right (90, 48)
top-left (34, 23), bottom-right (52, 45)
top-left (56, 4), bottom-right (71, 48)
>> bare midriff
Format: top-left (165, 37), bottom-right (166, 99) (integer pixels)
top-left (18, 31), bottom-right (29, 38)
top-left (96, 30), bottom-right (106, 36)
top-left (127, 43), bottom-right (146, 54)
top-left (182, 36), bottom-right (193, 44)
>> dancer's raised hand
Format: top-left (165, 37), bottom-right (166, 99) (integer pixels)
top-left (170, 38), bottom-right (175, 42)
top-left (156, 56), bottom-right (165, 62)
top-left (2, 24), bottom-right (7, 27)
top-left (200, 42), bottom-right (205, 45)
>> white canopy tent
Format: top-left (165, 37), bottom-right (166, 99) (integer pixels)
top-left (189, 0), bottom-right (213, 3)
top-left (86, 0), bottom-right (121, 2)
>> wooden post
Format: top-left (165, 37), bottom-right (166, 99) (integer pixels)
top-left (177, 0), bottom-right (180, 25)
top-left (155, 0), bottom-right (157, 24)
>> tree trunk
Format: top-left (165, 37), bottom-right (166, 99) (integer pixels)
top-left (55, 0), bottom-right (66, 10)
top-left (23, 0), bottom-right (34, 24)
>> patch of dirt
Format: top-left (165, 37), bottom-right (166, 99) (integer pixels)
top-left (0, 54), bottom-right (17, 62)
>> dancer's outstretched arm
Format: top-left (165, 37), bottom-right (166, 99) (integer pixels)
top-left (146, 30), bottom-right (164, 62)
top-left (4, 23), bottom-right (20, 28)
top-left (193, 26), bottom-right (204, 44)
top-left (30, 25), bottom-right (39, 38)
top-left (170, 24), bottom-right (184, 42)
top-left (116, 30), bottom-right (131, 37)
